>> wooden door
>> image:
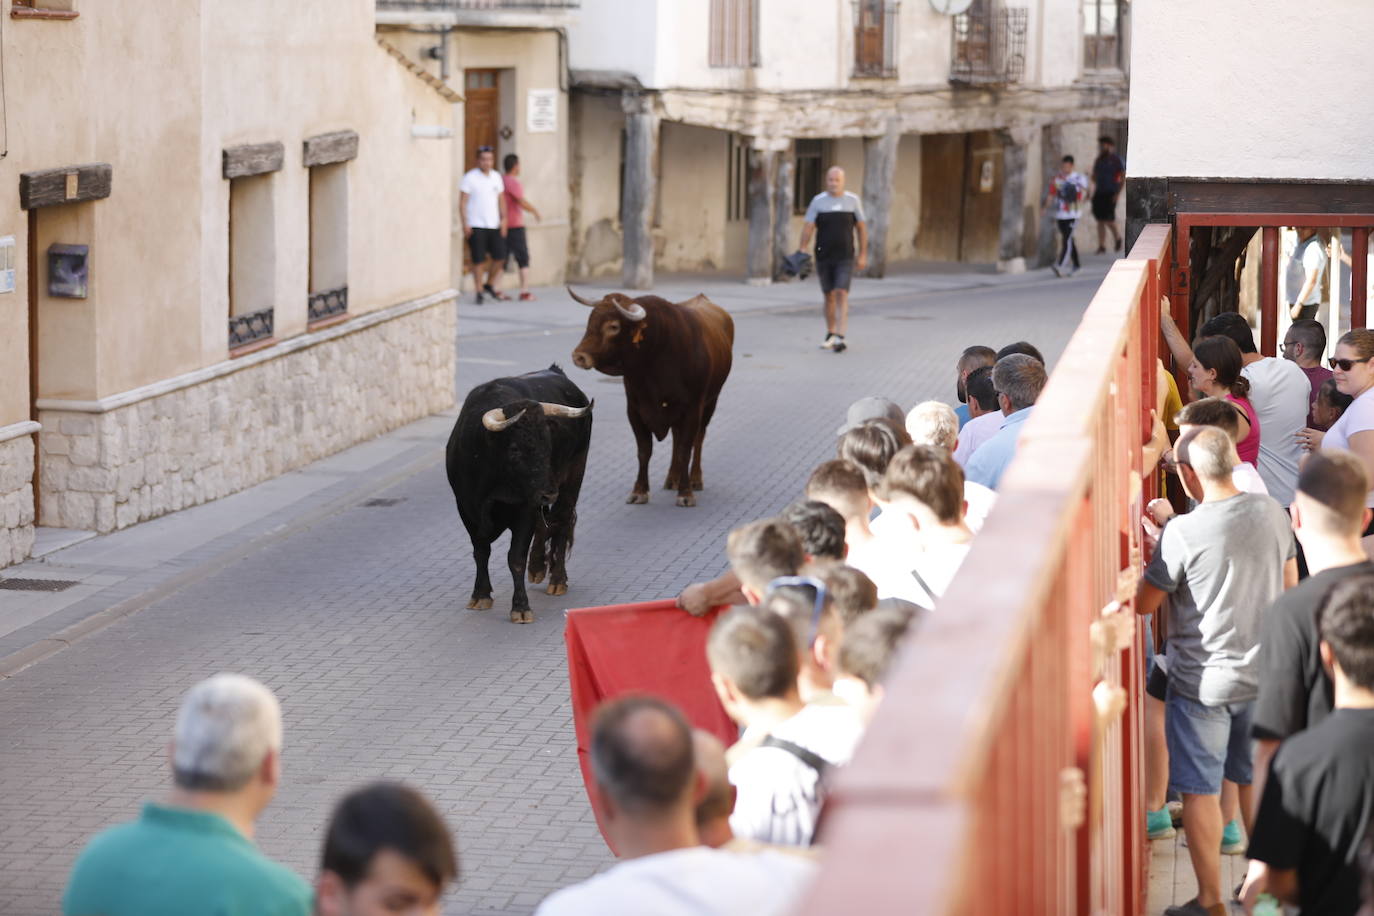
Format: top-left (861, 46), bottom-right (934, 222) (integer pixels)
top-left (960, 130), bottom-right (1004, 262)
top-left (464, 69), bottom-right (500, 171)
top-left (915, 133), bottom-right (967, 261)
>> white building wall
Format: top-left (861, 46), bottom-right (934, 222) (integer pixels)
top-left (1129, 0), bottom-right (1374, 179)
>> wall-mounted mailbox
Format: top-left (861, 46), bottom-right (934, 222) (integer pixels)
top-left (48, 243), bottom-right (89, 299)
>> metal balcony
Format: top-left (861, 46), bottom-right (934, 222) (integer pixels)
top-left (949, 5), bottom-right (1027, 87)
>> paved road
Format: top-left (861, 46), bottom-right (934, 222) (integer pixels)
top-left (0, 265), bottom-right (1105, 914)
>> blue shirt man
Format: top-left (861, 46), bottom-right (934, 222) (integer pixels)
top-left (963, 407), bottom-right (1033, 490)
top-left (963, 354), bottom-right (1046, 490)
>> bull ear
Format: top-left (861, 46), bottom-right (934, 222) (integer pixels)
top-left (540, 400), bottom-right (593, 419)
top-left (482, 407), bottom-right (527, 431)
top-left (566, 286), bottom-right (598, 307)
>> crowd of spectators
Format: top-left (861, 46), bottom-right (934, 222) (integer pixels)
top-left (1143, 308), bottom-right (1374, 916)
top-left (57, 311), bottom-right (1374, 916)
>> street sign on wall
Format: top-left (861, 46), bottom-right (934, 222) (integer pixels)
top-left (527, 89), bottom-right (557, 133)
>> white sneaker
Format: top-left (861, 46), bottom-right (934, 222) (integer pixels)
top-left (1051, 264), bottom-right (1062, 278)
top-left (819, 334), bottom-right (838, 350)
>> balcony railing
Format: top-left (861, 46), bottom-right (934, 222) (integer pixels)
top-left (376, 0), bottom-right (579, 10)
top-left (949, 4), bottom-right (1027, 87)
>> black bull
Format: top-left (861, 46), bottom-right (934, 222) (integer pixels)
top-left (445, 365), bottom-right (592, 623)
top-left (569, 288), bottom-right (733, 507)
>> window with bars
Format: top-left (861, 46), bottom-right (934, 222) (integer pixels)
top-left (853, 0), bottom-right (897, 78)
top-left (709, 0), bottom-right (758, 68)
top-left (793, 140), bottom-right (828, 215)
top-left (1083, 0), bottom-right (1121, 71)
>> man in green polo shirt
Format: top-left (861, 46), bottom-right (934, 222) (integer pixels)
top-left (63, 673), bottom-right (311, 916)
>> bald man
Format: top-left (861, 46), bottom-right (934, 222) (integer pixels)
top-left (798, 166), bottom-right (867, 353)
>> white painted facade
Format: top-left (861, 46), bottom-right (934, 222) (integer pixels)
top-left (1129, 0), bottom-right (1374, 179)
top-left (567, 0), bottom-right (1131, 283)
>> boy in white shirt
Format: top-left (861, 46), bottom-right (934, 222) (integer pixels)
top-left (880, 445), bottom-right (975, 611)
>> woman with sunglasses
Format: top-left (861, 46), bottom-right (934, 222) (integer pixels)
top-left (1189, 335), bottom-right (1260, 468)
top-left (1298, 329), bottom-right (1374, 528)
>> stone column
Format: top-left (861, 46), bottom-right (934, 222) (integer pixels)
top-left (997, 127), bottom-right (1036, 274)
top-left (860, 126), bottom-right (900, 278)
top-left (1037, 123), bottom-right (1063, 267)
top-left (746, 147), bottom-right (778, 285)
top-left (772, 152), bottom-right (795, 271)
top-left (621, 93), bottom-right (659, 290)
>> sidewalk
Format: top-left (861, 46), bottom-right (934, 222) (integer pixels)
top-left (0, 255), bottom-right (1113, 677)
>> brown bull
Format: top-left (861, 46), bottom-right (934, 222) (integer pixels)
top-left (569, 287), bottom-right (734, 507)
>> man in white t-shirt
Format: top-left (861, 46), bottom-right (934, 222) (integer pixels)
top-left (1199, 313), bottom-right (1310, 507)
top-left (805, 459), bottom-right (919, 606)
top-left (1285, 227), bottom-right (1328, 321)
top-left (458, 146), bottom-right (509, 305)
top-left (534, 696), bottom-right (815, 916)
top-left (707, 607), bottom-right (864, 848)
top-left (905, 400), bottom-right (997, 531)
top-left (1044, 154), bottom-right (1089, 277)
top-left (881, 445), bottom-right (975, 611)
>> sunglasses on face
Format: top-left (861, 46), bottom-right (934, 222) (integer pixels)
top-left (764, 575), bottom-right (828, 647)
top-left (1329, 356), bottom-right (1372, 371)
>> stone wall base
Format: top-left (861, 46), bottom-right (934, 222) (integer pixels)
top-left (34, 293), bottom-right (456, 534)
top-left (0, 434), bottom-right (36, 568)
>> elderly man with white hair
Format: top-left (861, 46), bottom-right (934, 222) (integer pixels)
top-left (63, 673), bottom-right (310, 916)
top-left (905, 400), bottom-right (997, 532)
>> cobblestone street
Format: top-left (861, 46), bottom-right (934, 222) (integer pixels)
top-left (0, 265), bottom-right (1105, 914)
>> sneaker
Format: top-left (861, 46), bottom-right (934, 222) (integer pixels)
top-left (1164, 899), bottom-right (1227, 916)
top-left (1114, 237), bottom-right (1123, 252)
top-left (1051, 264), bottom-right (1062, 277)
top-left (819, 334), bottom-right (838, 350)
top-left (832, 336), bottom-right (847, 353)
top-left (474, 291), bottom-right (485, 305)
top-left (1096, 246), bottom-right (1107, 255)
top-left (1221, 819), bottom-right (1245, 855)
top-left (1146, 807), bottom-right (1176, 840)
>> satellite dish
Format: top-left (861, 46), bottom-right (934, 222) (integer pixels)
top-left (930, 0), bottom-right (975, 13)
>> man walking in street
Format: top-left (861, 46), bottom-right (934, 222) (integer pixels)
top-left (502, 153), bottom-right (541, 301)
top-left (797, 166), bottom-right (867, 353)
top-left (1045, 154), bottom-right (1088, 277)
top-left (459, 145), bottom-right (508, 305)
top-left (1089, 136), bottom-right (1126, 254)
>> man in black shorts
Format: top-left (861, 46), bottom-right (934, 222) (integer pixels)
top-left (459, 146), bottom-right (508, 304)
top-left (1090, 136), bottom-right (1125, 255)
top-left (797, 166), bottom-right (867, 353)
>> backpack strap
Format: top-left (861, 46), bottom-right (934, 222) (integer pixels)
top-left (760, 734), bottom-right (830, 777)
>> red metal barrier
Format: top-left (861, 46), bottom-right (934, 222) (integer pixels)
top-left (798, 226), bottom-right (1172, 915)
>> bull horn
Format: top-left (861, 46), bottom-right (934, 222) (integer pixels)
top-left (481, 407), bottom-right (527, 431)
top-left (614, 300), bottom-right (647, 322)
top-left (540, 399), bottom-right (593, 418)
top-left (566, 285), bottom-right (598, 307)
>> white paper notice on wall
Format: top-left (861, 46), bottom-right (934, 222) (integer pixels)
top-left (527, 89), bottom-right (558, 133)
top-left (0, 236), bottom-right (14, 294)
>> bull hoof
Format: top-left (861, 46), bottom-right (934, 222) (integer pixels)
top-left (528, 567), bottom-right (547, 584)
top-left (467, 597), bottom-right (494, 610)
top-left (510, 609), bottom-right (534, 624)
top-left (626, 491), bottom-right (649, 505)
top-left (546, 582), bottom-right (568, 596)
top-left (676, 492), bottom-right (697, 508)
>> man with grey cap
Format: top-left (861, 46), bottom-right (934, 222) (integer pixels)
top-left (835, 396), bottom-right (907, 437)
top-left (63, 673), bottom-right (310, 916)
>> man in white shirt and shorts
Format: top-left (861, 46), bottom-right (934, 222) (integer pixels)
top-left (458, 146), bottom-right (509, 304)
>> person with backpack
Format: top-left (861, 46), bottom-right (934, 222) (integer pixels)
top-left (1045, 154), bottom-right (1089, 277)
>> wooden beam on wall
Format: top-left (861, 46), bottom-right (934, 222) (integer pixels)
top-left (303, 130), bottom-right (359, 168)
top-left (19, 163), bottom-right (112, 210)
top-left (223, 142), bottom-right (285, 179)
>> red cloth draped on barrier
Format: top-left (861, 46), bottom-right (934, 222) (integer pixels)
top-left (564, 599), bottom-right (736, 850)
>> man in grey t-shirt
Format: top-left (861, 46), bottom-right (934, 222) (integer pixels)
top-left (1136, 426), bottom-right (1297, 916)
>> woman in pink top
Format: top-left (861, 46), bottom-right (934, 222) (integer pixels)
top-left (1188, 335), bottom-right (1260, 466)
